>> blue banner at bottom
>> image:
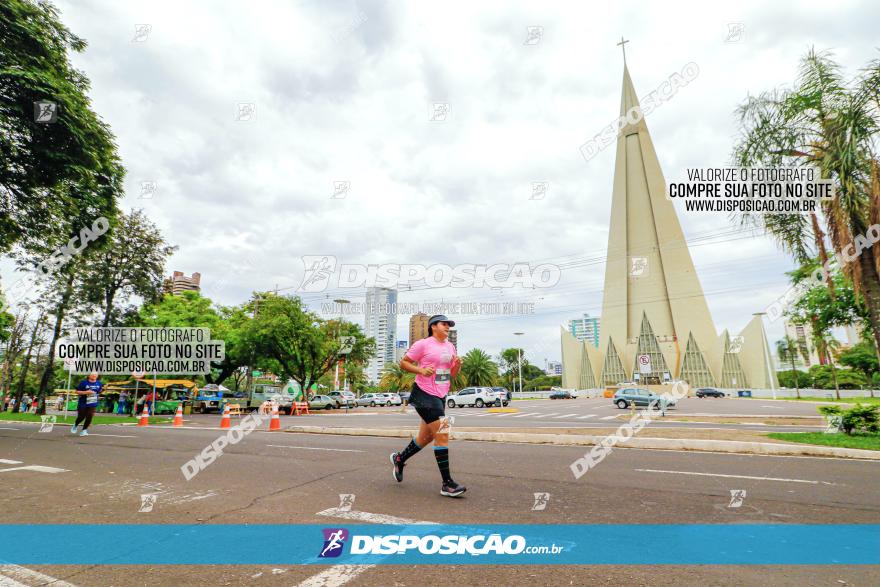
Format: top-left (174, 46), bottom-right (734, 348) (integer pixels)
top-left (1, 525), bottom-right (877, 565)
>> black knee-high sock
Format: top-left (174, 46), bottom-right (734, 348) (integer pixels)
top-left (397, 438), bottom-right (422, 463)
top-left (433, 446), bottom-right (453, 483)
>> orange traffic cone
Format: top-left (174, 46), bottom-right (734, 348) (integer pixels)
top-left (138, 405), bottom-right (150, 427)
top-left (268, 404), bottom-right (281, 431)
top-left (172, 404), bottom-right (184, 427)
top-left (219, 404), bottom-right (231, 429)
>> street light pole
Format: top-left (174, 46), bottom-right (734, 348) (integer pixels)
top-left (514, 332), bottom-right (524, 394)
top-left (333, 299), bottom-right (350, 391)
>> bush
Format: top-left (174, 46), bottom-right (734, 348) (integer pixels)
top-left (818, 403), bottom-right (879, 434)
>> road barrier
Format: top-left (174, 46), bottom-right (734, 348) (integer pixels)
top-left (172, 404), bottom-right (184, 427)
top-left (268, 404), bottom-right (281, 431)
top-left (137, 405), bottom-right (150, 427)
top-left (219, 405), bottom-right (231, 429)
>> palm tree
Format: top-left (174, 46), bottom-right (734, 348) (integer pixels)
top-left (378, 363), bottom-right (413, 392)
top-left (460, 349), bottom-right (499, 387)
top-left (734, 49), bottom-right (880, 363)
top-left (776, 336), bottom-right (802, 398)
top-left (812, 331), bottom-right (842, 400)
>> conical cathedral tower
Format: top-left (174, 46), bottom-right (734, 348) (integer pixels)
top-left (562, 62), bottom-right (776, 391)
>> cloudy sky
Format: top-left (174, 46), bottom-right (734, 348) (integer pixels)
top-left (5, 0), bottom-right (878, 366)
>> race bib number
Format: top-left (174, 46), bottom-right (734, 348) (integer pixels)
top-left (434, 369), bottom-right (451, 384)
top-left (86, 392), bottom-right (98, 404)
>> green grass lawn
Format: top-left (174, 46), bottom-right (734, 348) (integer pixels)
top-left (767, 431), bottom-right (880, 451)
top-left (0, 412), bottom-right (171, 425)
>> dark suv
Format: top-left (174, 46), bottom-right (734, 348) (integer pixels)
top-left (695, 388), bottom-right (725, 398)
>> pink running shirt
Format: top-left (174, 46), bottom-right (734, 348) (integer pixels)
top-left (405, 336), bottom-right (457, 398)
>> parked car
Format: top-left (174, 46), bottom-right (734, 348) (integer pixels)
top-left (386, 393), bottom-right (403, 406)
top-left (612, 388), bottom-right (676, 409)
top-left (398, 391), bottom-right (411, 403)
top-left (549, 390), bottom-right (573, 399)
top-left (328, 390), bottom-right (357, 408)
top-left (309, 395), bottom-right (336, 410)
top-left (492, 387), bottom-right (512, 402)
top-left (696, 388), bottom-right (725, 398)
top-left (356, 393), bottom-right (393, 407)
top-left (446, 387), bottom-right (500, 408)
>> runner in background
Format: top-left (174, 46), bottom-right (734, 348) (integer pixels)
top-left (72, 371), bottom-right (102, 437)
top-left (390, 314), bottom-right (466, 497)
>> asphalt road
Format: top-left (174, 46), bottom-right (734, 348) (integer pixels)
top-left (1, 419), bottom-right (878, 586)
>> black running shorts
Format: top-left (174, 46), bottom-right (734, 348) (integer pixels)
top-left (408, 382), bottom-right (446, 424)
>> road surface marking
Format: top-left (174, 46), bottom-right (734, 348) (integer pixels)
top-left (600, 415), bottom-right (619, 420)
top-left (491, 412), bottom-right (515, 417)
top-left (83, 433), bottom-right (136, 438)
top-left (267, 445), bottom-right (364, 453)
top-left (0, 465), bottom-right (69, 474)
top-left (0, 565), bottom-right (76, 587)
top-left (761, 405), bottom-right (784, 409)
top-left (553, 413), bottom-right (580, 419)
top-left (0, 459), bottom-right (23, 464)
top-left (576, 414), bottom-right (597, 419)
top-left (634, 468), bottom-right (829, 485)
top-left (317, 507), bottom-right (438, 525)
top-left (0, 427), bottom-right (21, 431)
top-left (512, 413), bottom-right (538, 418)
top-left (532, 413), bottom-right (559, 418)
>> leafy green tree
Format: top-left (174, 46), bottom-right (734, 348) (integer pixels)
top-left (498, 348), bottom-right (528, 391)
top-left (0, 0), bottom-right (123, 256)
top-left (243, 294), bottom-right (374, 396)
top-left (80, 209), bottom-right (176, 326)
top-left (524, 375), bottom-right (562, 391)
top-left (379, 362), bottom-right (414, 392)
top-left (460, 349), bottom-right (498, 387)
top-left (733, 49), bottom-right (880, 362)
top-left (838, 341), bottom-right (879, 385)
top-left (807, 364), bottom-right (866, 390)
top-left (777, 369), bottom-right (812, 390)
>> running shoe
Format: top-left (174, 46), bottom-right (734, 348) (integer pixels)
top-left (390, 452), bottom-right (404, 482)
top-left (70, 426), bottom-right (78, 434)
top-left (79, 430), bottom-right (89, 437)
top-left (440, 480), bottom-right (466, 497)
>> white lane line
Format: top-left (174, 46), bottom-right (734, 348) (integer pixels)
top-left (532, 413), bottom-right (559, 419)
top-left (512, 413), bottom-right (538, 418)
top-left (82, 433), bottom-right (136, 438)
top-left (0, 459), bottom-right (23, 464)
top-left (553, 413), bottom-right (580, 419)
top-left (316, 508), bottom-right (437, 526)
top-left (267, 445), bottom-right (364, 453)
top-left (600, 415), bottom-right (619, 420)
top-left (491, 412), bottom-right (515, 417)
top-left (296, 565), bottom-right (373, 587)
top-left (634, 468), bottom-right (831, 485)
top-left (0, 427), bottom-right (21, 431)
top-left (0, 565), bottom-right (77, 586)
top-left (0, 465), bottom-right (69, 474)
top-left (576, 415), bottom-right (597, 420)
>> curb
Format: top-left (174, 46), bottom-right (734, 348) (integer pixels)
top-left (282, 425), bottom-right (880, 460)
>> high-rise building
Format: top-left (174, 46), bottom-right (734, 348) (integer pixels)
top-left (409, 313), bottom-right (429, 344)
top-left (365, 287), bottom-right (397, 383)
top-left (546, 361), bottom-right (563, 376)
top-left (163, 271), bottom-right (201, 295)
top-left (783, 320), bottom-right (822, 367)
top-left (561, 63), bottom-right (776, 390)
top-left (568, 314), bottom-right (600, 347)
top-left (448, 328), bottom-right (458, 349)
top-left (395, 340), bottom-right (409, 362)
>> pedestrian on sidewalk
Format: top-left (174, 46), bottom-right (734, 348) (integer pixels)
top-left (72, 371), bottom-right (103, 437)
top-left (20, 394), bottom-right (30, 413)
top-left (390, 315), bottom-right (466, 498)
top-left (117, 390), bottom-right (128, 415)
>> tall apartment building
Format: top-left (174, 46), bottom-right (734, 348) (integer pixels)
top-left (163, 271), bottom-right (201, 295)
top-left (395, 340), bottom-right (409, 362)
top-left (409, 313), bottom-right (429, 344)
top-left (365, 287), bottom-right (398, 383)
top-left (546, 360), bottom-right (563, 376)
top-left (783, 319), bottom-right (822, 367)
top-left (568, 313), bottom-right (600, 347)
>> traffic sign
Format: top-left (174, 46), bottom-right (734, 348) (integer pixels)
top-left (638, 354), bottom-right (652, 374)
